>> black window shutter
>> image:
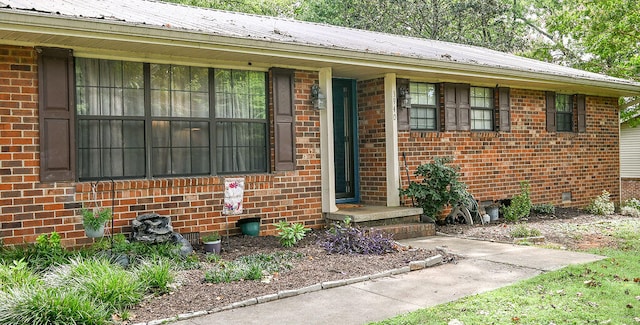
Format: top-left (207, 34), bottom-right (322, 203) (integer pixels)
top-left (443, 83), bottom-right (458, 131)
top-left (576, 94), bottom-right (586, 133)
top-left (545, 91), bottom-right (556, 132)
top-left (271, 68), bottom-right (296, 171)
top-left (498, 87), bottom-right (511, 132)
top-left (457, 84), bottom-right (471, 131)
top-left (397, 78), bottom-right (410, 131)
top-left (37, 47), bottom-right (75, 182)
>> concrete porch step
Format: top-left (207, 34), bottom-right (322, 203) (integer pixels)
top-left (373, 223), bottom-right (436, 240)
top-left (327, 205), bottom-right (423, 224)
top-left (326, 205), bottom-right (433, 240)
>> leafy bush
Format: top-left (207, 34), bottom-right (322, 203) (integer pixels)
top-left (502, 181), bottom-right (532, 222)
top-left (621, 198), bottom-right (640, 217)
top-left (531, 203), bottom-right (555, 214)
top-left (623, 198), bottom-right (640, 210)
top-left (510, 224), bottom-right (542, 238)
top-left (136, 258), bottom-right (175, 295)
top-left (204, 252), bottom-right (301, 284)
top-left (275, 221), bottom-right (310, 247)
top-left (400, 156), bottom-right (469, 219)
top-left (0, 232), bottom-right (78, 273)
top-left (0, 286), bottom-right (110, 325)
top-left (620, 206), bottom-right (640, 217)
top-left (320, 222), bottom-right (397, 255)
top-left (585, 190), bottom-right (615, 215)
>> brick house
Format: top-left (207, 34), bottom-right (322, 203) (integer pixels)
top-left (1, 0), bottom-right (639, 247)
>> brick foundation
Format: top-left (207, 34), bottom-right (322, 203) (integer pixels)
top-left (621, 178), bottom-right (640, 201)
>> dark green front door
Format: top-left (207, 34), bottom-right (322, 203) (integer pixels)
top-left (332, 79), bottom-right (358, 202)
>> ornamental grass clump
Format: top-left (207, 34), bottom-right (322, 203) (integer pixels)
top-left (0, 286), bottom-right (110, 325)
top-left (585, 190), bottom-right (615, 216)
top-left (135, 258), bottom-right (175, 295)
top-left (320, 219), bottom-right (397, 255)
top-left (204, 252), bottom-right (300, 284)
top-left (45, 257), bottom-right (144, 311)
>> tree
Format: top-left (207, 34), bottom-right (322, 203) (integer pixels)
top-left (519, 0), bottom-right (640, 125)
top-left (162, 0), bottom-right (301, 17)
top-left (297, 0), bottom-right (530, 53)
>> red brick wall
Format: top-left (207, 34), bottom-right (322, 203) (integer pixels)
top-left (357, 78), bottom-right (387, 205)
top-left (0, 45), bottom-right (323, 247)
top-left (399, 88), bottom-right (620, 216)
top-left (621, 178), bottom-right (640, 201)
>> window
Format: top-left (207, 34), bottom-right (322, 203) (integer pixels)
top-left (556, 94), bottom-right (573, 132)
top-left (75, 58), bottom-right (268, 180)
top-left (76, 59), bottom-right (146, 179)
top-left (409, 82), bottom-right (437, 130)
top-left (470, 87), bottom-right (493, 130)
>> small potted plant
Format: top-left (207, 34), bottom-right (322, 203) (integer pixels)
top-left (81, 207), bottom-right (112, 238)
top-left (202, 232), bottom-right (221, 254)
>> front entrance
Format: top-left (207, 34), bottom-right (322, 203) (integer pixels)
top-left (332, 79), bottom-right (358, 202)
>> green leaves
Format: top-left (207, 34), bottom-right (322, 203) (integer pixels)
top-left (275, 221), bottom-right (310, 248)
top-left (400, 156), bottom-right (469, 219)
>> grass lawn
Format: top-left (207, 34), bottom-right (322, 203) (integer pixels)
top-left (373, 218), bottom-right (640, 325)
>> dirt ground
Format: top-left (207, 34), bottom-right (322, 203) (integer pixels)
top-left (127, 231), bottom-right (450, 323)
top-left (127, 208), bottom-right (635, 323)
top-left (436, 208), bottom-right (635, 250)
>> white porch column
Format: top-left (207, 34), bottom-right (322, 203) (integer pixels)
top-left (319, 68), bottom-right (337, 213)
top-left (384, 73), bottom-right (401, 207)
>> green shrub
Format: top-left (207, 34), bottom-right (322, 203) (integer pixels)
top-left (585, 190), bottom-right (615, 215)
top-left (623, 197), bottom-right (640, 210)
top-left (275, 221), bottom-right (310, 247)
top-left (502, 181), bottom-right (532, 222)
top-left (531, 203), bottom-right (555, 214)
top-left (0, 232), bottom-right (77, 273)
top-left (400, 156), bottom-right (469, 219)
top-left (510, 224), bottom-right (542, 238)
top-left (621, 198), bottom-right (640, 217)
top-left (0, 286), bottom-right (109, 325)
top-left (46, 257), bottom-right (143, 311)
top-left (136, 258), bottom-right (175, 295)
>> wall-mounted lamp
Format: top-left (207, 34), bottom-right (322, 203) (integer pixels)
top-left (398, 86), bottom-right (411, 110)
top-left (311, 83), bottom-right (327, 110)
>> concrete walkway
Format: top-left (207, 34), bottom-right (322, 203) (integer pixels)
top-left (172, 236), bottom-right (604, 325)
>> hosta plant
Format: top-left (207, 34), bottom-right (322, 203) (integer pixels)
top-left (275, 221), bottom-right (310, 247)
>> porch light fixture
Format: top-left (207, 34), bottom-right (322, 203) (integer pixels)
top-left (311, 83), bottom-right (327, 110)
top-left (398, 86), bottom-right (411, 109)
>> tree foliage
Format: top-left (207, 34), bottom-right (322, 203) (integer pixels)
top-left (297, 0), bottom-right (530, 53)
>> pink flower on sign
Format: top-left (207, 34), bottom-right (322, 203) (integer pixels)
top-left (229, 182), bottom-right (238, 189)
